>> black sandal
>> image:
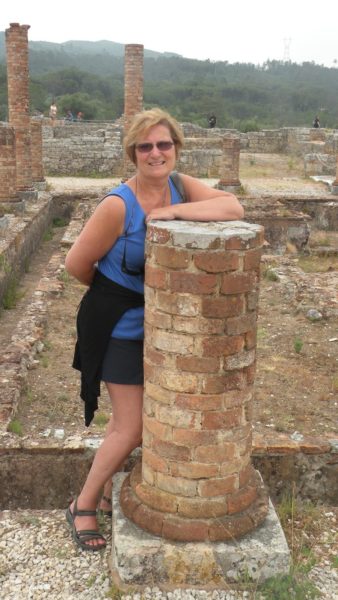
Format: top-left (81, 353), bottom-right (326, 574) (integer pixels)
top-left (66, 499), bottom-right (107, 552)
top-left (99, 495), bottom-right (112, 517)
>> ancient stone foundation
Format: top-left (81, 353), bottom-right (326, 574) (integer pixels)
top-left (120, 220), bottom-right (269, 542)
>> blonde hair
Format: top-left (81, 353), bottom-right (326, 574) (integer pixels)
top-left (124, 108), bottom-right (184, 165)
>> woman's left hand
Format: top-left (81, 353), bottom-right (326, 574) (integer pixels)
top-left (145, 205), bottom-right (178, 223)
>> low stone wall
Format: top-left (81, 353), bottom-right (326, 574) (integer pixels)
top-left (41, 120), bottom-right (338, 177)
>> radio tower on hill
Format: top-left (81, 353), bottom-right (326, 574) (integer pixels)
top-left (283, 37), bottom-right (292, 62)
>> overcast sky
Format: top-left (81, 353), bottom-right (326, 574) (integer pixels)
top-left (1, 0), bottom-right (338, 67)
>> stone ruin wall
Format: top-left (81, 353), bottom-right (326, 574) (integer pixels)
top-left (40, 121), bottom-right (338, 177)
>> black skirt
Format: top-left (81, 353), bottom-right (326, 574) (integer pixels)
top-left (101, 338), bottom-right (144, 385)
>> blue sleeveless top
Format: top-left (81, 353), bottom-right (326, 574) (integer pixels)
top-left (98, 179), bottom-right (182, 340)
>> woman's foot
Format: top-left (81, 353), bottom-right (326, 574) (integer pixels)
top-left (98, 494), bottom-right (112, 517)
top-left (66, 499), bottom-right (106, 551)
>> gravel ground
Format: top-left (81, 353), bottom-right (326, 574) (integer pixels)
top-left (0, 509), bottom-right (337, 599)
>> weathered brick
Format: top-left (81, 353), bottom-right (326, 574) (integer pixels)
top-left (173, 315), bottom-right (224, 335)
top-left (153, 245), bottom-right (191, 269)
top-left (153, 438), bottom-right (191, 461)
top-left (243, 248), bottom-right (262, 271)
top-left (202, 335), bottom-right (244, 357)
top-left (175, 392), bottom-right (223, 411)
top-left (143, 414), bottom-right (172, 441)
top-left (221, 272), bottom-right (256, 295)
top-left (145, 264), bottom-right (167, 289)
top-left (162, 515), bottom-right (209, 541)
top-left (194, 251), bottom-right (239, 273)
top-left (146, 225), bottom-right (170, 244)
top-left (142, 447), bottom-right (169, 474)
top-left (176, 355), bottom-right (220, 373)
top-left (135, 481), bottom-right (178, 513)
top-left (173, 428), bottom-right (220, 447)
top-left (224, 349), bottom-right (256, 371)
top-left (202, 295), bottom-right (244, 318)
top-left (155, 404), bottom-right (198, 429)
top-left (227, 485), bottom-right (258, 514)
top-left (177, 495), bottom-right (228, 518)
top-left (169, 271), bottom-right (218, 295)
top-left (159, 369), bottom-right (200, 393)
top-left (145, 307), bottom-right (172, 329)
top-left (226, 313), bottom-right (257, 335)
top-left (144, 345), bottom-right (167, 366)
top-left (202, 407), bottom-right (243, 430)
top-left (198, 474), bottom-right (238, 497)
top-left (170, 461), bottom-right (219, 479)
top-left (156, 290), bottom-right (201, 316)
top-left (152, 330), bottom-right (194, 354)
top-left (157, 472), bottom-right (197, 497)
top-left (208, 513), bottom-right (254, 541)
top-left (144, 381), bottom-right (174, 405)
top-left (133, 502), bottom-right (164, 536)
top-left (194, 442), bottom-right (236, 463)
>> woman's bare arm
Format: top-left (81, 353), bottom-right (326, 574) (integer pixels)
top-left (146, 174), bottom-right (244, 223)
top-left (65, 195), bottom-right (125, 285)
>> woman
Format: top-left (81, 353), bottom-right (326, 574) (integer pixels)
top-left (65, 108), bottom-right (244, 551)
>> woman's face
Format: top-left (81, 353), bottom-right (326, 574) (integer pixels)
top-left (135, 124), bottom-right (176, 178)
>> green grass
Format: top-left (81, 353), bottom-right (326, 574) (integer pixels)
top-left (7, 419), bottom-right (24, 436)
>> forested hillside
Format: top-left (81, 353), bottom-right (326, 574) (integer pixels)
top-left (1, 34), bottom-right (338, 130)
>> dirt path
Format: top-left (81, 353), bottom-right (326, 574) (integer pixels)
top-left (1, 156), bottom-right (337, 440)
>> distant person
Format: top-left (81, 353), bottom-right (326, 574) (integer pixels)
top-left (65, 110), bottom-right (75, 122)
top-left (49, 101), bottom-right (57, 125)
top-left (208, 114), bottom-right (217, 128)
top-left (77, 111), bottom-right (84, 121)
top-left (313, 116), bottom-right (320, 128)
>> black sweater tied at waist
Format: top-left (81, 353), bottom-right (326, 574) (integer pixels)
top-left (72, 269), bottom-right (144, 426)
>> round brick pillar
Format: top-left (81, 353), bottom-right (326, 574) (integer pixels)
top-left (123, 44), bottom-right (144, 179)
top-left (120, 220), bottom-right (269, 542)
top-left (31, 118), bottom-right (45, 183)
top-left (218, 134), bottom-right (241, 190)
top-left (0, 124), bottom-right (18, 202)
top-left (5, 23), bottom-right (33, 191)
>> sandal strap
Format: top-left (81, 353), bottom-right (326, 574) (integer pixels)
top-left (73, 498), bottom-right (97, 518)
top-left (76, 529), bottom-right (106, 541)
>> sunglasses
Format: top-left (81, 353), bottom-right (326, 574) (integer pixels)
top-left (135, 140), bottom-right (174, 153)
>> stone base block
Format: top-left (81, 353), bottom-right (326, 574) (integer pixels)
top-left (17, 189), bottom-right (39, 202)
top-left (111, 473), bottom-right (291, 589)
top-left (33, 180), bottom-right (47, 191)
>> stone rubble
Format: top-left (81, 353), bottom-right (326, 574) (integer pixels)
top-left (0, 510), bottom-right (337, 600)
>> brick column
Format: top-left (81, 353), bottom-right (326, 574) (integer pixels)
top-left (123, 44), bottom-right (144, 179)
top-left (31, 118), bottom-right (45, 184)
top-left (120, 220), bottom-right (269, 542)
top-left (217, 134), bottom-right (241, 191)
top-left (0, 124), bottom-right (18, 202)
top-left (5, 23), bottom-right (33, 192)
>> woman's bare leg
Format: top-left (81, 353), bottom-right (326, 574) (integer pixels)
top-left (70, 383), bottom-right (143, 548)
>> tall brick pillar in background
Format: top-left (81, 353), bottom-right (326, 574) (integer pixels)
top-left (121, 220), bottom-right (269, 542)
top-left (5, 23), bottom-right (33, 194)
top-left (0, 124), bottom-right (18, 203)
top-left (31, 118), bottom-right (45, 186)
top-left (217, 134), bottom-right (241, 191)
top-left (123, 44), bottom-right (144, 179)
